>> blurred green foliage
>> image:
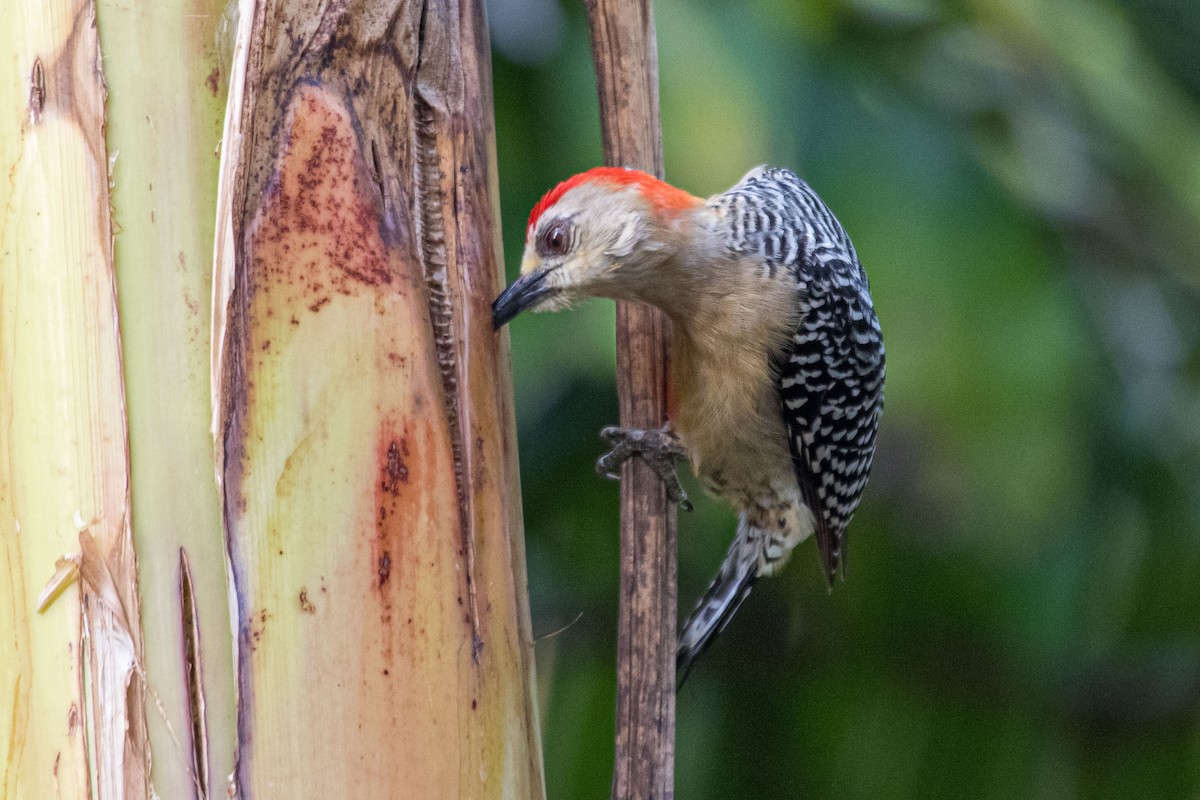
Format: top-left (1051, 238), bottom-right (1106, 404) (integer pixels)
top-left (487, 0), bottom-right (1200, 796)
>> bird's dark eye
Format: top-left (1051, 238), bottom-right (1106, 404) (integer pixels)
top-left (537, 220), bottom-right (572, 258)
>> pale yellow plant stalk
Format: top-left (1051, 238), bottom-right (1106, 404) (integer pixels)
top-left (1, 1), bottom-right (150, 797)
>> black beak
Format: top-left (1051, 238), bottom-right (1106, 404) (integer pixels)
top-left (492, 270), bottom-right (555, 330)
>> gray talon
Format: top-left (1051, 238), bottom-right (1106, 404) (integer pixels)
top-left (595, 425), bottom-right (693, 511)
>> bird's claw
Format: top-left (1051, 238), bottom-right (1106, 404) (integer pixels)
top-left (595, 425), bottom-right (693, 511)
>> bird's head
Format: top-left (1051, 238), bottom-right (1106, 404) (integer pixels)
top-left (492, 167), bottom-right (703, 329)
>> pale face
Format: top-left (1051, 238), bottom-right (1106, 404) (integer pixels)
top-left (493, 183), bottom-right (662, 328)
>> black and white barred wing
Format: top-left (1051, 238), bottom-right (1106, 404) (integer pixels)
top-left (715, 167), bottom-right (885, 583)
top-left (779, 262), bottom-right (884, 583)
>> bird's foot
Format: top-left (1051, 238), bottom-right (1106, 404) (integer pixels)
top-left (596, 425), bottom-right (693, 511)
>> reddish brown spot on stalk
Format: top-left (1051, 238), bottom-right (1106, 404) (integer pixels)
top-left (369, 418), bottom-right (445, 661)
top-left (206, 66), bottom-right (220, 96)
top-left (247, 608), bottom-right (271, 650)
top-left (382, 440), bottom-right (408, 494)
top-left (245, 86), bottom-right (398, 355)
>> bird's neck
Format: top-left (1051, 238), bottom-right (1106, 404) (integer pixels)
top-left (607, 208), bottom-right (728, 322)
top-left (617, 209), bottom-right (798, 364)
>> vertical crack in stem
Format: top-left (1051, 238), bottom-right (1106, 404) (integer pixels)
top-left (179, 549), bottom-right (210, 800)
top-left (414, 92), bottom-right (483, 662)
top-left (29, 57), bottom-right (45, 122)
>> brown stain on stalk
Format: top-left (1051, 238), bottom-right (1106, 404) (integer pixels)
top-left (298, 589), bottom-right (316, 614)
top-left (375, 435), bottom-right (410, 592)
top-left (371, 417), bottom-right (450, 665)
top-left (247, 608), bottom-right (270, 649)
top-left (383, 439), bottom-right (409, 493)
top-left (377, 552), bottom-right (392, 588)
top-left (246, 89), bottom-right (393, 321)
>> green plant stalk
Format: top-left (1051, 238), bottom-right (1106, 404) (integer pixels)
top-left (97, 1), bottom-right (237, 796)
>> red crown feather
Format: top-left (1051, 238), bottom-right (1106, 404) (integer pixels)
top-left (527, 167), bottom-right (701, 232)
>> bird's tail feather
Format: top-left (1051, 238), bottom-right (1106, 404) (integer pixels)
top-left (677, 521), bottom-right (759, 687)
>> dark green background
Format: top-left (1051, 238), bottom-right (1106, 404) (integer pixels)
top-left (487, 0), bottom-right (1200, 796)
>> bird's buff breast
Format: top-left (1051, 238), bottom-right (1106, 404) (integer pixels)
top-left (670, 332), bottom-right (795, 509)
top-left (659, 249), bottom-right (802, 511)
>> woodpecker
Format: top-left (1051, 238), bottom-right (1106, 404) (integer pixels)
top-left (493, 166), bottom-right (884, 680)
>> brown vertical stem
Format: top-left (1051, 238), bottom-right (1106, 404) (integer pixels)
top-left (584, 1), bottom-right (677, 798)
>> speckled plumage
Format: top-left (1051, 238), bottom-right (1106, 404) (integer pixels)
top-left (672, 168), bottom-right (884, 676)
top-left (715, 167), bottom-right (885, 581)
